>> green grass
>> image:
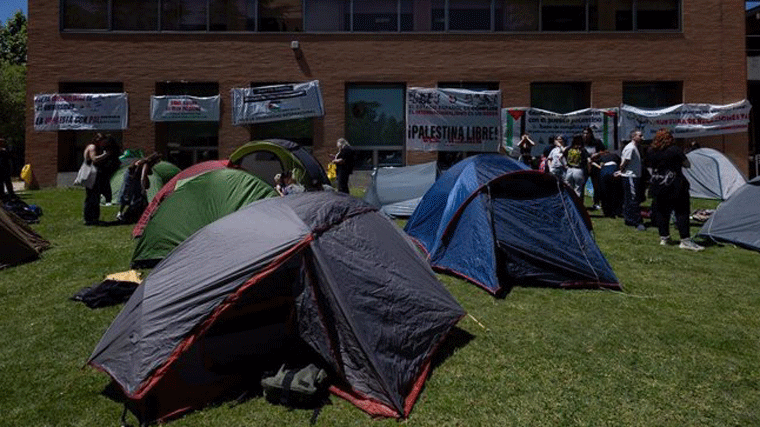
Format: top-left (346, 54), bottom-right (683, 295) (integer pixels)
top-left (1, 189), bottom-right (758, 426)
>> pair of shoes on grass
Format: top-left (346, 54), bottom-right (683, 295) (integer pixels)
top-left (661, 236), bottom-right (704, 251)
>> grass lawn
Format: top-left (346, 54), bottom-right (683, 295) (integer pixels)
top-left (1, 187), bottom-right (758, 426)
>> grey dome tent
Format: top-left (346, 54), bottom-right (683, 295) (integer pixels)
top-left (229, 139), bottom-right (330, 190)
top-left (683, 148), bottom-right (746, 200)
top-left (696, 177), bottom-right (760, 252)
top-left (362, 161), bottom-right (438, 217)
top-left (88, 192), bottom-right (464, 424)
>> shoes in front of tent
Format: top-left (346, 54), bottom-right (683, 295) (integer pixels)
top-left (679, 238), bottom-right (704, 251)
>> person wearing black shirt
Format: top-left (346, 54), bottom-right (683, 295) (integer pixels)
top-left (582, 127), bottom-right (607, 210)
top-left (0, 138), bottom-right (14, 199)
top-left (647, 129), bottom-right (703, 251)
top-left (332, 138), bottom-right (354, 194)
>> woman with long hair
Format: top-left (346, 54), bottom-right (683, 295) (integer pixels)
top-left (647, 128), bottom-right (703, 251)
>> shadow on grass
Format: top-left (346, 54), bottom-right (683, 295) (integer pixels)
top-left (430, 326), bottom-right (476, 371)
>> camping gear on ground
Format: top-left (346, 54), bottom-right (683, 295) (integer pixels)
top-left (130, 167), bottom-right (278, 268)
top-left (229, 139), bottom-right (330, 190)
top-left (261, 363), bottom-right (329, 408)
top-left (683, 148), bottom-right (746, 200)
top-left (89, 192), bottom-right (464, 425)
top-left (0, 205), bottom-right (50, 269)
top-left (132, 160), bottom-right (230, 238)
top-left (405, 154), bottom-right (621, 296)
top-left (71, 270), bottom-right (143, 308)
top-left (73, 161), bottom-right (97, 189)
top-left (2, 197), bottom-right (43, 224)
top-left (362, 161), bottom-right (438, 218)
top-left (696, 176), bottom-right (760, 252)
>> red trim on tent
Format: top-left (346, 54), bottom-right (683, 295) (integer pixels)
top-left (132, 160), bottom-right (229, 238)
top-left (329, 385), bottom-right (401, 418)
top-left (129, 234), bottom-right (314, 400)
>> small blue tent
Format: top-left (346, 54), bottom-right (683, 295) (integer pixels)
top-left (404, 154), bottom-right (621, 295)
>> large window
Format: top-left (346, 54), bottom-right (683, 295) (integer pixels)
top-left (531, 82), bottom-right (590, 113)
top-left (155, 82), bottom-right (220, 170)
top-left (61, 0), bottom-right (680, 32)
top-left (345, 84), bottom-right (406, 169)
top-left (622, 81), bottom-right (682, 109)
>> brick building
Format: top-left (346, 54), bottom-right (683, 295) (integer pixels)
top-left (26, 0), bottom-right (749, 187)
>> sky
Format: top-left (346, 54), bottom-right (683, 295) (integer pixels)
top-left (1, 0), bottom-right (27, 25)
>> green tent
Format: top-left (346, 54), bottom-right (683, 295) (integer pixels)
top-left (107, 160), bottom-right (181, 205)
top-left (229, 139), bottom-right (330, 190)
top-left (131, 167), bottom-right (277, 268)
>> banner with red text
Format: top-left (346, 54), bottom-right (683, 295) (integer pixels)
top-left (150, 95), bottom-right (220, 122)
top-left (406, 87), bottom-right (501, 152)
top-left (619, 101), bottom-right (751, 140)
top-left (34, 93), bottom-right (128, 131)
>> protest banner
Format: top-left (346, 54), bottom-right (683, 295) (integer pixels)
top-left (150, 95), bottom-right (220, 122)
top-left (406, 87), bottom-right (501, 152)
top-left (34, 93), bottom-right (128, 131)
top-left (619, 101), bottom-right (751, 139)
top-left (503, 107), bottom-right (618, 155)
top-left (231, 81), bottom-right (324, 125)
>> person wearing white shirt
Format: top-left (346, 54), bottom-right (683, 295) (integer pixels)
top-left (617, 130), bottom-right (645, 231)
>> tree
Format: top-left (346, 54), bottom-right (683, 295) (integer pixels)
top-left (0, 11), bottom-right (27, 65)
top-left (0, 11), bottom-right (27, 175)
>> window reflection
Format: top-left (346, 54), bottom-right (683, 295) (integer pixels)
top-left (346, 84), bottom-right (405, 169)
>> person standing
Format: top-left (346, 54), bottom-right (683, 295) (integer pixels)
top-left (0, 137), bottom-right (15, 199)
top-left (582, 127), bottom-right (607, 210)
top-left (517, 134), bottom-right (536, 167)
top-left (618, 130), bottom-right (645, 231)
top-left (96, 134), bottom-right (122, 206)
top-left (647, 129), bottom-right (704, 251)
top-left (547, 135), bottom-right (567, 181)
top-left (332, 138), bottom-right (354, 194)
top-left (82, 134), bottom-right (110, 225)
top-left (563, 135), bottom-right (589, 198)
top-left (595, 150), bottom-right (623, 218)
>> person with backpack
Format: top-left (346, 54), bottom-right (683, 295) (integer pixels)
top-left (332, 138), bottom-right (354, 194)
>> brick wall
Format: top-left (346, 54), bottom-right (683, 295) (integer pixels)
top-left (27, 0), bottom-right (749, 186)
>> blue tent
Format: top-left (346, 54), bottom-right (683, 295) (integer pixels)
top-left (404, 154), bottom-right (621, 295)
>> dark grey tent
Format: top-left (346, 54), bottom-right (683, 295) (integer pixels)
top-left (697, 176), bottom-right (760, 251)
top-left (0, 205), bottom-right (50, 269)
top-left (88, 192), bottom-right (464, 424)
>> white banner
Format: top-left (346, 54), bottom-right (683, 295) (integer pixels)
top-left (231, 81), bottom-right (324, 125)
top-left (150, 95), bottom-right (220, 122)
top-left (33, 93), bottom-right (128, 131)
top-left (619, 100), bottom-right (751, 140)
top-left (502, 107), bottom-right (619, 155)
top-left (406, 87), bottom-right (501, 152)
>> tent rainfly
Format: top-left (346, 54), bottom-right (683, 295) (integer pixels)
top-left (405, 154), bottom-right (621, 295)
top-left (362, 161), bottom-right (438, 218)
top-left (89, 192), bottom-right (465, 424)
top-left (683, 148), bottom-right (746, 200)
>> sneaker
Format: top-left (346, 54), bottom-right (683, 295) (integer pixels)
top-left (115, 212), bottom-right (124, 222)
top-left (591, 204), bottom-right (601, 211)
top-left (679, 238), bottom-right (704, 251)
top-left (660, 236), bottom-right (671, 246)
top-left (636, 224), bottom-right (646, 231)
